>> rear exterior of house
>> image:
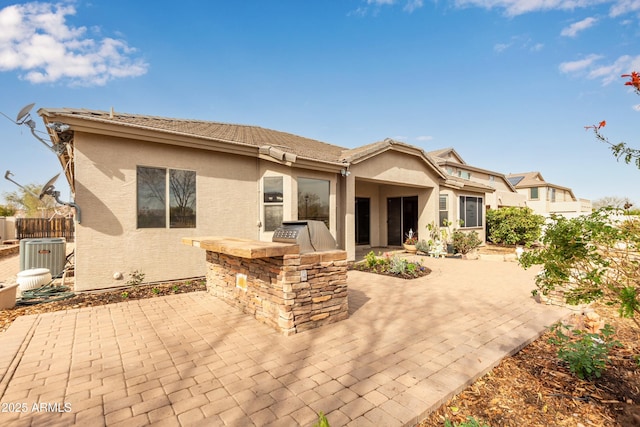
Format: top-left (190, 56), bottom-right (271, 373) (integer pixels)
top-left (38, 109), bottom-right (453, 291)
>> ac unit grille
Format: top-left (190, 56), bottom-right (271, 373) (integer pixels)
top-left (19, 238), bottom-right (66, 278)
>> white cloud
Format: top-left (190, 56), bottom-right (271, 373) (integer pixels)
top-left (560, 54), bottom-right (640, 86)
top-left (561, 17), bottom-right (598, 37)
top-left (0, 2), bottom-right (148, 86)
top-left (404, 0), bottom-right (425, 12)
top-left (632, 104), bottom-right (640, 111)
top-left (494, 42), bottom-right (512, 53)
top-left (352, 0), bottom-right (425, 15)
top-left (530, 43), bottom-right (544, 52)
top-left (609, 0), bottom-right (640, 17)
top-left (453, 1), bottom-right (620, 17)
top-left (559, 54), bottom-right (603, 74)
top-left (416, 135), bottom-right (433, 141)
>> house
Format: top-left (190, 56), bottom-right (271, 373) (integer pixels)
top-left (506, 172), bottom-right (592, 218)
top-left (40, 108), bottom-right (499, 290)
top-left (428, 148), bottom-right (526, 210)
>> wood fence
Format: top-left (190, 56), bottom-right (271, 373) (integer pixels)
top-left (15, 218), bottom-right (75, 242)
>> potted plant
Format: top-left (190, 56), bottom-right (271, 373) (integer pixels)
top-left (403, 229), bottom-right (418, 253)
top-left (0, 282), bottom-right (19, 310)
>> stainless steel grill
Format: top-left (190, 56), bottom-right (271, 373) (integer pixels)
top-left (272, 220), bottom-right (337, 253)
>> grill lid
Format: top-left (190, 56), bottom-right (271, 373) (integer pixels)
top-left (272, 220), bottom-right (337, 253)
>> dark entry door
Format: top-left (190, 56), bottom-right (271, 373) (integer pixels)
top-left (387, 197), bottom-right (402, 246)
top-left (355, 198), bottom-right (370, 245)
top-left (387, 196), bottom-right (419, 246)
top-left (403, 196), bottom-right (418, 237)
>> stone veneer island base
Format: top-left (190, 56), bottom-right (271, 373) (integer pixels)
top-left (183, 237), bottom-right (349, 335)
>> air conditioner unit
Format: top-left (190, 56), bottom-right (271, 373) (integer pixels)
top-left (19, 238), bottom-right (67, 278)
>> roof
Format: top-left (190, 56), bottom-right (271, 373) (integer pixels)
top-left (427, 147), bottom-right (466, 164)
top-left (39, 108), bottom-right (346, 163)
top-left (507, 172), bottom-right (577, 200)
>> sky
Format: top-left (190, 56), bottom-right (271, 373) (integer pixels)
top-left (0, 0), bottom-right (639, 206)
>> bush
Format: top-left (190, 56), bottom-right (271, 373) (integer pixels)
top-left (548, 323), bottom-right (621, 379)
top-left (486, 207), bottom-right (545, 247)
top-left (520, 209), bottom-right (640, 328)
top-left (451, 230), bottom-right (481, 254)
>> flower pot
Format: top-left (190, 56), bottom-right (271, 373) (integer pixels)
top-left (0, 283), bottom-right (19, 310)
top-left (16, 268), bottom-right (52, 291)
top-left (403, 244), bottom-right (417, 253)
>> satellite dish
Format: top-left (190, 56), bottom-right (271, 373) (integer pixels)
top-left (16, 103), bottom-right (35, 124)
top-left (39, 173), bottom-right (60, 199)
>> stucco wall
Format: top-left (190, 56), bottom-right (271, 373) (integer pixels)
top-left (351, 150), bottom-right (440, 247)
top-left (74, 133), bottom-right (260, 290)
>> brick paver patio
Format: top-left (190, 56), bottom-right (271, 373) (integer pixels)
top-left (0, 255), bottom-right (569, 426)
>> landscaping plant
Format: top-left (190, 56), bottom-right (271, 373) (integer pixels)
top-left (548, 322), bottom-right (621, 379)
top-left (451, 230), bottom-right (482, 254)
top-left (519, 209), bottom-right (640, 330)
top-left (444, 416), bottom-right (490, 427)
top-left (486, 206), bottom-right (545, 247)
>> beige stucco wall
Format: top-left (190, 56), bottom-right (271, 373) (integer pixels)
top-left (350, 150), bottom-right (440, 248)
top-left (74, 132), bottom-right (261, 290)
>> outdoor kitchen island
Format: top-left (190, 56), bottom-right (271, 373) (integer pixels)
top-left (182, 236), bottom-right (349, 335)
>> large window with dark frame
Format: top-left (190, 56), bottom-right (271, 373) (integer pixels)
top-left (137, 166), bottom-right (196, 229)
top-left (459, 195), bottom-right (483, 228)
top-left (298, 177), bottom-right (330, 228)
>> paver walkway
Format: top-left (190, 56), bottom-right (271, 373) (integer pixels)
top-left (0, 257), bottom-right (569, 426)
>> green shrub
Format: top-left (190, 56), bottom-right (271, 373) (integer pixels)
top-left (451, 230), bottom-right (482, 254)
top-left (415, 239), bottom-right (430, 254)
top-left (444, 416), bottom-right (490, 427)
top-left (364, 251), bottom-right (380, 268)
top-left (548, 323), bottom-right (621, 379)
top-left (486, 207), bottom-right (545, 247)
top-left (388, 255), bottom-right (409, 275)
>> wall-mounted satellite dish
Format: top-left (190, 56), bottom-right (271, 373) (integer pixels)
top-left (4, 170), bottom-right (81, 223)
top-left (39, 173), bottom-right (60, 200)
top-left (16, 103), bottom-right (35, 124)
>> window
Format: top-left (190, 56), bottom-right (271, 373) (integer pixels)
top-left (459, 196), bottom-right (483, 228)
top-left (530, 187), bottom-right (539, 200)
top-left (298, 177), bottom-right (330, 228)
top-left (439, 195), bottom-right (449, 226)
top-left (458, 170), bottom-right (471, 180)
top-left (549, 188), bottom-right (556, 202)
top-left (263, 176), bottom-right (283, 231)
top-left (489, 175), bottom-right (495, 187)
top-left (137, 166), bottom-right (196, 228)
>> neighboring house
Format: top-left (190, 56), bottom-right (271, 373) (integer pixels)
top-left (428, 148), bottom-right (526, 215)
top-left (38, 108), bottom-right (478, 291)
top-left (506, 172), bottom-right (592, 218)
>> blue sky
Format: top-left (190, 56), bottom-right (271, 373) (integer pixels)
top-left (0, 0), bottom-right (639, 206)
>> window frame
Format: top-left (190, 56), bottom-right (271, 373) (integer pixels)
top-left (459, 195), bottom-right (484, 228)
top-left (439, 194), bottom-right (449, 227)
top-left (262, 176), bottom-right (284, 232)
top-left (136, 166), bottom-right (196, 229)
top-left (297, 177), bottom-right (330, 229)
top-left (530, 187), bottom-right (539, 200)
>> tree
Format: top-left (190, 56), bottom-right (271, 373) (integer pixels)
top-left (592, 196), bottom-right (633, 210)
top-left (0, 205), bottom-right (16, 216)
top-left (520, 209), bottom-right (640, 330)
top-left (586, 72), bottom-right (640, 167)
top-left (1, 183), bottom-right (58, 217)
